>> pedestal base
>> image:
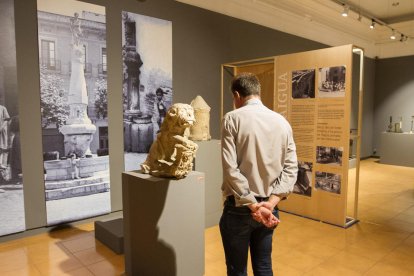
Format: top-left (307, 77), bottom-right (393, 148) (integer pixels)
top-left (94, 218), bottom-right (124, 254)
top-left (122, 171), bottom-right (205, 276)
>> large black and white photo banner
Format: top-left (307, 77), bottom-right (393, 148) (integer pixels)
top-left (122, 11), bottom-right (173, 171)
top-left (37, 0), bottom-right (110, 225)
top-left (0, 0), bottom-right (26, 236)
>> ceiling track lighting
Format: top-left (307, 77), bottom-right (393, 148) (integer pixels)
top-left (390, 30), bottom-right (396, 40)
top-left (341, 4), bottom-right (349, 17)
top-left (370, 19), bottom-right (375, 29)
top-left (399, 34), bottom-right (409, 42)
top-left (330, 0), bottom-right (412, 42)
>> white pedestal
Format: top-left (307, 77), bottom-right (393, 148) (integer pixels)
top-left (195, 139), bottom-right (223, 228)
top-left (122, 171), bottom-right (205, 276)
top-left (380, 132), bottom-right (414, 167)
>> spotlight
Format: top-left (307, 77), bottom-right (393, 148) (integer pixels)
top-left (370, 19), bottom-right (375, 29)
top-left (390, 30), bottom-right (396, 40)
top-left (341, 5), bottom-right (349, 17)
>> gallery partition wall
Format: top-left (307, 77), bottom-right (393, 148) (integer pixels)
top-left (221, 45), bottom-right (365, 227)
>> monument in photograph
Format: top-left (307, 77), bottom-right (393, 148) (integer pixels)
top-left (59, 13), bottom-right (96, 157)
top-left (123, 12), bottom-right (153, 154)
top-left (122, 12), bottom-right (173, 171)
top-left (37, 0), bottom-right (110, 225)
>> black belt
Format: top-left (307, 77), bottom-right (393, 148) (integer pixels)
top-left (226, 195), bottom-right (269, 204)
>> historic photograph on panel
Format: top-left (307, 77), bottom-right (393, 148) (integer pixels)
top-left (318, 66), bottom-right (346, 97)
top-left (293, 161), bottom-right (312, 197)
top-left (315, 171), bottom-right (341, 194)
top-left (122, 12), bottom-right (173, 172)
top-left (316, 146), bottom-right (343, 166)
top-left (37, 0), bottom-right (110, 225)
top-left (292, 69), bottom-right (315, 99)
top-left (0, 0), bottom-right (25, 236)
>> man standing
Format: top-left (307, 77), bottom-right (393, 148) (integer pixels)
top-left (0, 104), bottom-right (10, 169)
top-left (220, 72), bottom-right (298, 276)
top-left (154, 88), bottom-right (167, 129)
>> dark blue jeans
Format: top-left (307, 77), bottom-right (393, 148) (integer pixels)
top-left (219, 198), bottom-right (278, 276)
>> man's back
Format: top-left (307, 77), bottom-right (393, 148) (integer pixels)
top-left (220, 72), bottom-right (297, 275)
top-left (222, 98), bottom-right (295, 199)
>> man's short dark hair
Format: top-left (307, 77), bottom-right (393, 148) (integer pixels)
top-left (231, 72), bottom-right (261, 97)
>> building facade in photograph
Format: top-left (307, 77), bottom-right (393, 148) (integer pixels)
top-left (38, 11), bottom-right (107, 156)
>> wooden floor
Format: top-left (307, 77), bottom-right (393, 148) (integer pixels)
top-left (0, 158), bottom-right (413, 275)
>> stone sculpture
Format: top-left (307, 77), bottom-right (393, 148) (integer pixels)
top-left (141, 103), bottom-right (198, 179)
top-left (189, 95), bottom-right (211, 141)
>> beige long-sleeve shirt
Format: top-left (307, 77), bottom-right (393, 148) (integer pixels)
top-left (221, 98), bottom-right (298, 207)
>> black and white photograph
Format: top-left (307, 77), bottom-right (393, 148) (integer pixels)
top-left (0, 0), bottom-right (25, 236)
top-left (292, 69), bottom-right (315, 99)
top-left (315, 171), bottom-right (341, 194)
top-left (316, 146), bottom-right (343, 166)
top-left (37, 0), bottom-right (110, 225)
top-left (293, 161), bottom-right (312, 197)
top-left (318, 66), bottom-right (346, 97)
top-left (122, 11), bottom-right (172, 172)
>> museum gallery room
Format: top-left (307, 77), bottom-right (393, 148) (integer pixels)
top-left (0, 0), bottom-right (414, 275)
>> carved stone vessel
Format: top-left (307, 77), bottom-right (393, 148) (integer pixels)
top-left (189, 95), bottom-right (211, 141)
top-left (141, 103), bottom-right (198, 179)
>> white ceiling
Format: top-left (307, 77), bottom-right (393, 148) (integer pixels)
top-left (177, 0), bottom-right (414, 58)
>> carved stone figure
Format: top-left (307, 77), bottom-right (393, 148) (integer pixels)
top-left (70, 12), bottom-right (82, 46)
top-left (189, 95), bottom-right (211, 141)
top-left (141, 103), bottom-right (198, 179)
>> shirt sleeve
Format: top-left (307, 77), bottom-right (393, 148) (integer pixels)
top-left (272, 124), bottom-right (298, 198)
top-left (221, 116), bottom-right (257, 207)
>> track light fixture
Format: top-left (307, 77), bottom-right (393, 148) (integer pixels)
top-left (370, 19), bottom-right (375, 29)
top-left (341, 5), bottom-right (349, 17)
top-left (390, 30), bottom-right (396, 40)
top-left (399, 34), bottom-right (409, 42)
top-left (330, 0), bottom-right (412, 42)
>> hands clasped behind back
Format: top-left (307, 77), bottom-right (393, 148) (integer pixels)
top-left (249, 201), bottom-right (280, 228)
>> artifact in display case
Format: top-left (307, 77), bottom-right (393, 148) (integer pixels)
top-left (387, 116), bottom-right (393, 132)
top-left (189, 95), bottom-right (211, 141)
top-left (141, 103), bottom-right (199, 179)
top-left (394, 116), bottom-right (403, 133)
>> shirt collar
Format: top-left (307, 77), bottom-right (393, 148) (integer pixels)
top-left (243, 98), bottom-right (262, 107)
